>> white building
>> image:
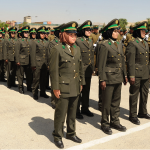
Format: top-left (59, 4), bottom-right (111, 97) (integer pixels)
top-left (24, 16), bottom-right (31, 23)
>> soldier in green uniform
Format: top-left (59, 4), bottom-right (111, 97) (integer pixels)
top-left (126, 21), bottom-right (150, 125)
top-left (49, 21), bottom-right (85, 149)
top-left (98, 19), bottom-right (127, 135)
top-left (117, 28), bottom-right (124, 42)
top-left (17, 29), bottom-right (22, 39)
top-left (0, 28), bottom-right (6, 82)
top-left (3, 27), bottom-right (18, 88)
top-left (76, 20), bottom-right (94, 119)
top-left (48, 29), bottom-right (55, 41)
top-left (15, 26), bottom-right (33, 93)
top-left (29, 28), bottom-right (37, 40)
top-left (49, 24), bottom-right (64, 109)
top-left (31, 26), bottom-right (49, 100)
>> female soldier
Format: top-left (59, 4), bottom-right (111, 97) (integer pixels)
top-left (98, 19), bottom-right (127, 135)
top-left (49, 21), bottom-right (85, 148)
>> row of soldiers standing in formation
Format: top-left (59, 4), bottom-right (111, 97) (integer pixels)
top-left (0, 19), bottom-right (150, 149)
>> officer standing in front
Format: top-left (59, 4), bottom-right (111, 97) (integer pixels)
top-left (98, 19), bottom-right (127, 135)
top-left (3, 27), bottom-right (18, 88)
top-left (31, 26), bottom-right (49, 100)
top-left (49, 21), bottom-right (85, 149)
top-left (126, 21), bottom-right (150, 125)
top-left (76, 20), bottom-right (94, 119)
top-left (15, 26), bottom-right (33, 93)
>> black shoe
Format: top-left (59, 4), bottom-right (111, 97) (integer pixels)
top-left (81, 109), bottom-right (94, 117)
top-left (40, 93), bottom-right (49, 98)
top-left (138, 113), bottom-right (150, 119)
top-left (19, 89), bottom-right (24, 94)
top-left (46, 86), bottom-right (51, 90)
top-left (11, 84), bottom-right (18, 87)
top-left (76, 112), bottom-right (84, 119)
top-left (54, 140), bottom-right (64, 149)
top-left (51, 103), bottom-right (56, 109)
top-left (66, 135), bottom-right (82, 143)
top-left (129, 117), bottom-right (140, 125)
top-left (33, 95), bottom-right (38, 100)
top-left (27, 87), bottom-right (32, 92)
top-left (7, 85), bottom-right (11, 89)
top-left (110, 124), bottom-right (127, 132)
top-left (101, 126), bottom-right (112, 135)
top-left (0, 79), bottom-right (7, 82)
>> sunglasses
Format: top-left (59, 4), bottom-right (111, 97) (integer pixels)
top-left (11, 32), bottom-right (16, 34)
top-left (40, 32), bottom-right (45, 34)
top-left (24, 32), bottom-right (29, 34)
top-left (85, 28), bottom-right (91, 31)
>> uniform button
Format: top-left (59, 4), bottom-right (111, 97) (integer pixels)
top-left (66, 60), bottom-right (67, 62)
top-left (112, 56), bottom-right (114, 57)
top-left (28, 48), bottom-right (29, 49)
top-left (146, 56), bottom-right (148, 57)
top-left (74, 77), bottom-right (75, 79)
top-left (146, 60), bottom-right (147, 61)
top-left (118, 54), bottom-right (120, 55)
top-left (62, 81), bottom-right (64, 83)
top-left (89, 58), bottom-right (90, 60)
top-left (140, 53), bottom-right (142, 54)
top-left (28, 51), bottom-right (29, 52)
top-left (89, 54), bottom-right (90, 56)
top-left (118, 59), bottom-right (120, 60)
top-left (13, 53), bottom-right (14, 54)
top-left (89, 50), bottom-right (90, 51)
top-left (73, 57), bottom-right (74, 59)
top-left (74, 70), bottom-right (75, 72)
top-left (73, 63), bottom-right (75, 65)
top-left (146, 52), bottom-right (148, 53)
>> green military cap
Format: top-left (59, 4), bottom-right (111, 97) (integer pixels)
top-left (129, 25), bottom-right (134, 29)
top-left (2, 29), bottom-right (5, 34)
top-left (8, 26), bottom-right (17, 32)
top-left (93, 25), bottom-right (99, 29)
top-left (37, 26), bottom-right (46, 33)
top-left (120, 28), bottom-right (123, 32)
top-left (45, 27), bottom-right (51, 33)
top-left (17, 29), bottom-right (22, 34)
top-left (133, 21), bottom-right (148, 31)
top-left (78, 20), bottom-right (92, 31)
top-left (0, 28), bottom-right (2, 33)
top-left (51, 29), bottom-right (55, 32)
top-left (60, 21), bottom-right (78, 33)
top-left (29, 28), bottom-right (37, 33)
top-left (54, 23), bottom-right (65, 31)
top-left (123, 29), bottom-right (127, 32)
top-left (102, 19), bottom-right (119, 33)
top-left (21, 26), bottom-right (30, 32)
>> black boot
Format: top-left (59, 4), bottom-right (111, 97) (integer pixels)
top-left (76, 112), bottom-right (84, 119)
top-left (66, 135), bottom-right (82, 143)
top-left (81, 109), bottom-right (94, 117)
top-left (33, 94), bottom-right (38, 100)
top-left (54, 140), bottom-right (64, 149)
top-left (46, 86), bottom-right (51, 90)
top-left (40, 92), bottom-right (49, 98)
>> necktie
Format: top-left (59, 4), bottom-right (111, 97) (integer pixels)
top-left (86, 38), bottom-right (89, 45)
top-left (142, 41), bottom-right (145, 47)
top-left (114, 42), bottom-right (118, 48)
top-left (70, 46), bottom-right (74, 55)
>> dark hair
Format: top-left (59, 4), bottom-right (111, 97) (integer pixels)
top-left (133, 29), bottom-right (141, 38)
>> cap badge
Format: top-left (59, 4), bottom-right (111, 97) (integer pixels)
top-left (72, 23), bottom-right (76, 27)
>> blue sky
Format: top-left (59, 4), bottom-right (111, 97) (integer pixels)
top-left (1, 0), bottom-right (150, 24)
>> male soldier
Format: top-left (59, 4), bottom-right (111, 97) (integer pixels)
top-left (49, 24), bottom-right (64, 108)
top-left (117, 28), bottom-right (124, 42)
top-left (49, 21), bottom-right (85, 149)
top-left (76, 20), bottom-right (94, 119)
top-left (3, 27), bottom-right (18, 88)
top-left (48, 29), bottom-right (55, 41)
top-left (17, 29), bottom-right (22, 39)
top-left (45, 27), bottom-right (51, 90)
top-left (15, 26), bottom-right (33, 93)
top-left (31, 26), bottom-right (49, 100)
top-left (29, 28), bottom-right (37, 40)
top-left (90, 25), bottom-right (99, 75)
top-left (0, 28), bottom-right (6, 82)
top-left (126, 21), bottom-right (150, 125)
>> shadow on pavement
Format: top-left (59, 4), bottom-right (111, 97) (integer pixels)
top-left (29, 117), bottom-right (55, 144)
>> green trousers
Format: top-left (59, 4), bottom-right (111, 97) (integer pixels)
top-left (7, 61), bottom-right (16, 86)
top-left (98, 80), bottom-right (102, 110)
top-left (53, 96), bottom-right (79, 141)
top-left (129, 78), bottom-right (149, 117)
top-left (101, 83), bottom-right (122, 127)
top-left (32, 63), bottom-right (47, 96)
top-left (17, 65), bottom-right (32, 90)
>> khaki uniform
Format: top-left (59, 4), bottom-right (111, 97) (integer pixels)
top-left (48, 34), bottom-right (55, 41)
top-left (76, 36), bottom-right (94, 112)
top-left (15, 38), bottom-right (33, 91)
top-left (98, 39), bottom-right (127, 127)
top-left (126, 38), bottom-right (149, 117)
top-left (3, 38), bottom-right (17, 86)
top-left (49, 43), bottom-right (85, 141)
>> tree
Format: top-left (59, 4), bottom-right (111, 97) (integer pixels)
top-left (0, 20), bottom-right (9, 31)
top-left (119, 18), bottom-right (128, 30)
top-left (19, 22), bottom-right (29, 28)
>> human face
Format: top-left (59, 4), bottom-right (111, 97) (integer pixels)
top-left (40, 33), bottom-right (45, 39)
top-left (11, 32), bottom-right (16, 38)
top-left (140, 29), bottom-right (146, 39)
top-left (66, 32), bottom-right (77, 44)
top-left (112, 29), bottom-right (119, 39)
top-left (0, 33), bottom-right (2, 38)
top-left (85, 28), bottom-right (91, 37)
top-left (51, 31), bottom-right (54, 35)
top-left (24, 32), bottom-right (29, 38)
top-left (32, 33), bottom-right (36, 39)
top-left (45, 33), bottom-right (49, 38)
top-left (93, 29), bottom-right (98, 33)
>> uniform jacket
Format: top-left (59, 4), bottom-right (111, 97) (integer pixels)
top-left (48, 34), bottom-right (55, 41)
top-left (3, 38), bottom-right (18, 61)
top-left (15, 38), bottom-right (34, 65)
top-left (126, 38), bottom-right (149, 79)
top-left (0, 38), bottom-right (5, 60)
top-left (31, 39), bottom-right (49, 68)
top-left (76, 36), bottom-right (94, 77)
top-left (98, 39), bottom-right (127, 84)
top-left (90, 33), bottom-right (100, 44)
top-left (49, 43), bottom-right (85, 98)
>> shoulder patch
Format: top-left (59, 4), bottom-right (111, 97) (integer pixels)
top-left (108, 41), bottom-right (111, 45)
top-left (62, 45), bottom-right (65, 49)
top-left (136, 40), bottom-right (139, 43)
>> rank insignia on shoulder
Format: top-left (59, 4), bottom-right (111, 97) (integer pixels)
top-left (108, 41), bottom-right (111, 45)
top-left (136, 40), bottom-right (139, 43)
top-left (73, 45), bottom-right (76, 48)
top-left (62, 45), bottom-right (65, 49)
top-left (81, 38), bottom-right (83, 41)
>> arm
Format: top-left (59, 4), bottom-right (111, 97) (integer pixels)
top-left (30, 40), bottom-right (36, 68)
top-left (3, 40), bottom-right (8, 61)
top-left (15, 40), bottom-right (21, 64)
